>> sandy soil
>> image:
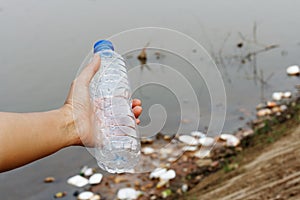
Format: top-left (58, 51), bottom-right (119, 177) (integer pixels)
top-left (182, 122), bottom-right (300, 200)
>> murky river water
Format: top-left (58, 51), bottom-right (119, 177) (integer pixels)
top-left (0, 0), bottom-right (299, 199)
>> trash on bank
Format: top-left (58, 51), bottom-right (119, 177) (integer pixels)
top-left (219, 134), bottom-right (240, 147)
top-left (89, 173), bottom-right (103, 185)
top-left (54, 192), bottom-right (67, 198)
top-left (77, 191), bottom-right (94, 200)
top-left (178, 135), bottom-right (198, 145)
top-left (117, 188), bottom-right (142, 200)
top-left (286, 65), bottom-right (300, 76)
top-left (67, 175), bottom-right (89, 187)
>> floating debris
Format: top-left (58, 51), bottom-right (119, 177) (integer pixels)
top-left (286, 65), bottom-right (300, 76)
top-left (117, 188), bottom-right (141, 200)
top-left (272, 91), bottom-right (292, 101)
top-left (178, 135), bottom-right (198, 145)
top-left (67, 175), bottom-right (89, 188)
top-left (89, 173), bottom-right (103, 185)
top-left (272, 92), bottom-right (283, 101)
top-left (190, 131), bottom-right (206, 138)
top-left (141, 147), bottom-right (155, 155)
top-left (198, 137), bottom-right (215, 147)
top-left (149, 168), bottom-right (167, 179)
top-left (283, 91), bottom-right (292, 98)
top-left (220, 134), bottom-right (240, 147)
top-left (44, 176), bottom-right (55, 183)
top-left (54, 192), bottom-right (67, 198)
top-left (78, 191), bottom-right (94, 200)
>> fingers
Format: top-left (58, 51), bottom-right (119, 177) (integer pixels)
top-left (77, 54), bottom-right (101, 86)
top-left (132, 99), bottom-right (142, 124)
top-left (133, 106), bottom-right (142, 118)
top-left (132, 99), bottom-right (142, 107)
top-left (136, 118), bottom-right (140, 125)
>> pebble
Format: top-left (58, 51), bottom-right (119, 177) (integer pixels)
top-left (44, 177), bottom-right (55, 183)
top-left (198, 137), bottom-right (215, 146)
top-left (67, 175), bottom-right (89, 188)
top-left (117, 188), bottom-right (140, 200)
top-left (190, 131), bottom-right (206, 138)
top-left (286, 65), bottom-right (300, 75)
top-left (89, 173), bottom-right (103, 185)
top-left (178, 135), bottom-right (198, 145)
top-left (78, 191), bottom-right (94, 200)
top-left (141, 147), bottom-right (155, 155)
top-left (54, 192), bottom-right (67, 198)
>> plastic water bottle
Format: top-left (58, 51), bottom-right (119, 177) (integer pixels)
top-left (90, 40), bottom-right (140, 173)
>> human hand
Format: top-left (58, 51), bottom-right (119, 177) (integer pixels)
top-left (62, 54), bottom-right (142, 147)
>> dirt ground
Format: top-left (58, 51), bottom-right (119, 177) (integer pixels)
top-left (182, 121), bottom-right (300, 200)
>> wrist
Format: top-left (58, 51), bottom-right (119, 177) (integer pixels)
top-left (58, 105), bottom-right (82, 146)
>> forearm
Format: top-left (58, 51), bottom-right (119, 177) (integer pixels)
top-left (0, 108), bottom-right (77, 172)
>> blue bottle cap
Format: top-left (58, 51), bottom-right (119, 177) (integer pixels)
top-left (93, 40), bottom-right (114, 53)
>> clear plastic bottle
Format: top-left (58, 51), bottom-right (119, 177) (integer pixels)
top-left (90, 40), bottom-right (140, 173)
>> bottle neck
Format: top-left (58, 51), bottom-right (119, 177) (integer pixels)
top-left (96, 49), bottom-right (114, 59)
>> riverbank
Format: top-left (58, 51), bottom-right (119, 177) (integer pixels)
top-left (180, 97), bottom-right (300, 200)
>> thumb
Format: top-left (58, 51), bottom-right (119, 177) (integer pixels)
top-left (77, 54), bottom-right (101, 86)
